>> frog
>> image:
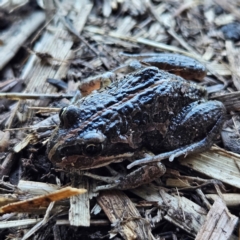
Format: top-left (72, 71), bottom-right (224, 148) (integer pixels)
top-left (47, 59), bottom-right (226, 190)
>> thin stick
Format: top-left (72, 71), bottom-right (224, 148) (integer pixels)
top-left (0, 93), bottom-right (74, 100)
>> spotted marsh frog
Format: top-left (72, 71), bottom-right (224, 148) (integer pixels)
top-left (47, 57), bottom-right (226, 190)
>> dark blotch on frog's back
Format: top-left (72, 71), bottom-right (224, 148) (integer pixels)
top-left (77, 93), bottom-right (118, 121)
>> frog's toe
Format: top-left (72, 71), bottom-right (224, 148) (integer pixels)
top-left (169, 154), bottom-right (175, 162)
top-left (94, 182), bottom-right (120, 192)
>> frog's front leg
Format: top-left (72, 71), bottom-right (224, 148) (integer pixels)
top-left (128, 100), bottom-right (226, 169)
top-left (84, 162), bottom-right (166, 191)
top-left (78, 71), bottom-right (116, 96)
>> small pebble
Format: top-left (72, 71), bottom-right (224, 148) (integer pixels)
top-left (221, 22), bottom-right (240, 41)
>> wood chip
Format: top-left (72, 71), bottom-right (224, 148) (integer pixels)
top-left (0, 130), bottom-right (9, 152)
top-left (131, 185), bottom-right (206, 236)
top-left (0, 187), bottom-right (86, 214)
top-left (0, 11), bottom-right (45, 70)
top-left (180, 146), bottom-right (240, 189)
top-left (206, 193), bottom-right (240, 207)
top-left (69, 178), bottom-right (90, 227)
top-left (0, 219), bottom-right (42, 229)
top-left (226, 41), bottom-right (240, 91)
top-left (195, 198), bottom-right (238, 240)
top-left (211, 91), bottom-right (240, 111)
top-left (18, 180), bottom-right (60, 195)
top-left (97, 190), bottom-right (154, 240)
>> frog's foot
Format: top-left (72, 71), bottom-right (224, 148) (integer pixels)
top-left (85, 163), bottom-right (166, 191)
top-left (127, 112), bottom-right (224, 169)
top-left (79, 71), bottom-right (116, 96)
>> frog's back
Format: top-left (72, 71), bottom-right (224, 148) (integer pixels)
top-left (75, 67), bottom-right (206, 123)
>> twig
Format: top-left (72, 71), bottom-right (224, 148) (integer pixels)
top-left (196, 189), bottom-right (211, 210)
top-left (0, 93), bottom-right (74, 100)
top-left (28, 106), bottom-right (61, 112)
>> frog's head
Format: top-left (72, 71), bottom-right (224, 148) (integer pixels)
top-left (47, 105), bottom-right (134, 170)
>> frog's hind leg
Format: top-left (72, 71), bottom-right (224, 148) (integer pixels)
top-left (128, 100), bottom-right (226, 169)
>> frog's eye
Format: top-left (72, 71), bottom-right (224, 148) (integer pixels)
top-left (83, 143), bottom-right (103, 156)
top-left (59, 106), bottom-right (80, 128)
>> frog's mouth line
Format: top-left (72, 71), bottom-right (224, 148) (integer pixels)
top-left (58, 152), bottom-right (135, 170)
top-left (48, 130), bottom-right (106, 162)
